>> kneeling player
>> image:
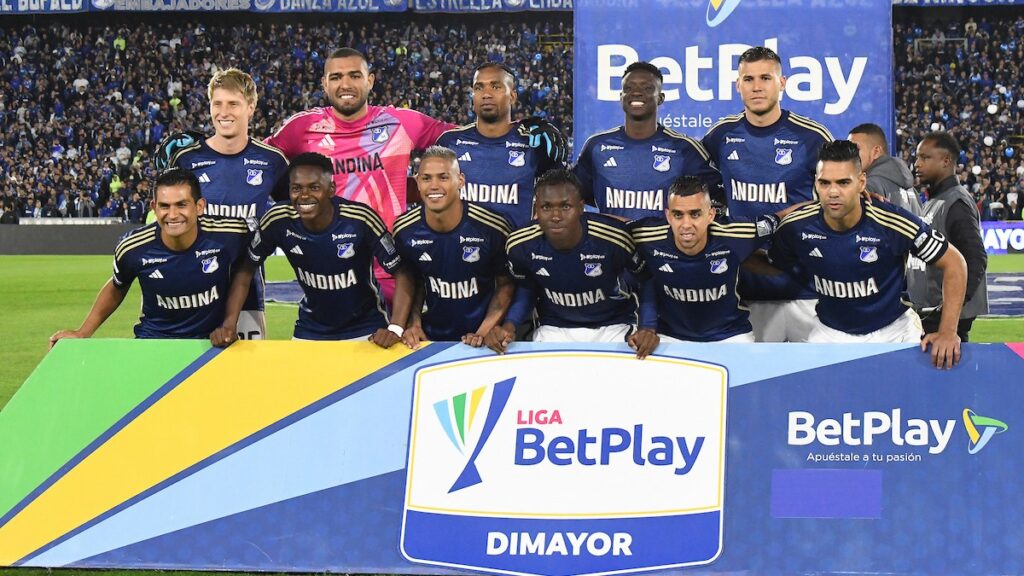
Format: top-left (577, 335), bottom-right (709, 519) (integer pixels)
top-left (485, 170), bottom-right (658, 358)
top-left (770, 140), bottom-right (966, 368)
top-left (393, 146), bottom-right (514, 347)
top-left (210, 153), bottom-right (414, 347)
top-left (50, 169), bottom-right (250, 345)
top-left (631, 176), bottom-right (778, 343)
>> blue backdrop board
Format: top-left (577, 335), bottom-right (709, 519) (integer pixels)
top-left (573, 0), bottom-right (894, 153)
top-left (0, 341), bottom-right (1021, 574)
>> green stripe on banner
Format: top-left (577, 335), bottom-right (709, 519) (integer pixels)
top-left (454, 392), bottom-right (467, 444)
top-left (0, 339), bottom-right (208, 519)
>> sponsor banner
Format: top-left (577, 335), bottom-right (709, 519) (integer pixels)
top-left (402, 352), bottom-right (726, 575)
top-left (412, 0), bottom-right (570, 11)
top-left (574, 0), bottom-right (892, 153)
top-left (982, 220), bottom-right (1024, 255)
top-left (0, 0), bottom-right (85, 13)
top-left (1, 342), bottom-right (1022, 574)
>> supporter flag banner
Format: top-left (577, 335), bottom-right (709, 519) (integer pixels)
top-left (574, 0), bottom-right (893, 153)
top-left (982, 221), bottom-right (1024, 255)
top-left (0, 0), bottom-right (409, 12)
top-left (1, 340), bottom-right (1022, 574)
top-left (412, 0), bottom-right (571, 11)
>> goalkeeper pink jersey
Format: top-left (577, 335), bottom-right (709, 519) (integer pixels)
top-left (267, 105), bottom-right (455, 230)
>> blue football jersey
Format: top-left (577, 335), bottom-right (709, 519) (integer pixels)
top-left (702, 110), bottom-right (833, 301)
top-left (112, 216), bottom-right (250, 339)
top-left (248, 197), bottom-right (403, 340)
top-left (172, 137), bottom-right (289, 314)
top-left (574, 125), bottom-right (722, 220)
top-left (393, 202), bottom-right (511, 341)
top-left (505, 213), bottom-right (643, 329)
top-left (170, 138), bottom-right (288, 222)
top-left (436, 121), bottom-right (563, 229)
top-left (631, 218), bottom-right (774, 342)
top-left (770, 201), bottom-right (948, 334)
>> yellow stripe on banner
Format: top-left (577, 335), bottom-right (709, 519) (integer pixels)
top-left (468, 385), bottom-right (486, 430)
top-left (0, 341), bottom-right (419, 565)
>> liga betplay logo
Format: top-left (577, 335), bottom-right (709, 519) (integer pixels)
top-left (401, 351), bottom-right (728, 576)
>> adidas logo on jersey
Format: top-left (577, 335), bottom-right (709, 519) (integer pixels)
top-left (603, 157), bottom-right (617, 168)
top-left (198, 173), bottom-right (211, 183)
top-left (148, 270), bottom-right (164, 279)
top-left (318, 134), bottom-right (335, 149)
top-left (658, 263), bottom-right (673, 273)
top-left (537, 267), bottom-right (551, 276)
top-left (809, 247), bottom-right (823, 258)
top-left (727, 150), bottom-right (739, 161)
top-left (419, 253), bottom-right (432, 262)
top-left (290, 245), bottom-right (304, 255)
top-left (458, 152), bottom-right (472, 162)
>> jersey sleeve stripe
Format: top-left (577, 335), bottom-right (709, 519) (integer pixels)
top-left (393, 210), bottom-right (421, 232)
top-left (506, 229), bottom-right (543, 252)
top-left (467, 205), bottom-right (513, 235)
top-left (589, 229), bottom-right (635, 253)
top-left (710, 223), bottom-right (757, 238)
top-left (778, 205), bottom-right (821, 228)
top-left (631, 224), bottom-right (670, 234)
top-left (507, 224), bottom-right (542, 244)
top-left (340, 206), bottom-right (386, 236)
top-left (588, 223), bottom-right (635, 249)
top-left (788, 113), bottom-right (834, 141)
top-left (260, 211), bottom-right (297, 230)
top-left (250, 140), bottom-right (290, 163)
top-left (114, 230), bottom-right (157, 260)
top-left (633, 232), bottom-right (669, 243)
top-left (865, 208), bottom-right (918, 239)
top-left (704, 113), bottom-right (744, 134)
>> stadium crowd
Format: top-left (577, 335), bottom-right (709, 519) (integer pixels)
top-left (0, 13), bottom-right (572, 223)
top-left (1, 10), bottom-right (1022, 223)
top-left (894, 11), bottom-right (1024, 220)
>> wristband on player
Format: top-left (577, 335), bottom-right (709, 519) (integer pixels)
top-left (387, 323), bottom-right (405, 338)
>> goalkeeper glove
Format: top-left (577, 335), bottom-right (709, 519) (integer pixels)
top-left (517, 117), bottom-right (568, 167)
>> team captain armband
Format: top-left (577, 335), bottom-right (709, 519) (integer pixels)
top-left (911, 228), bottom-right (948, 264)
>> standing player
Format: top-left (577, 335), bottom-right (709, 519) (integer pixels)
top-left (847, 123), bottom-right (922, 215)
top-left (210, 153), bottom-right (413, 346)
top-left (50, 169), bottom-right (250, 344)
top-left (575, 61), bottom-right (722, 220)
top-left (392, 146), bottom-right (514, 346)
top-left (485, 170), bottom-right (658, 358)
top-left (631, 176), bottom-right (778, 343)
top-left (770, 141), bottom-right (966, 368)
top-left (909, 131), bottom-right (988, 341)
top-left (436, 63), bottom-right (568, 229)
top-left (266, 48), bottom-right (455, 302)
top-left (702, 46), bottom-right (833, 342)
top-left (169, 68), bottom-right (289, 340)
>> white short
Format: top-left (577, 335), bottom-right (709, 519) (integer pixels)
top-left (236, 310), bottom-right (266, 340)
top-left (808, 308), bottom-right (922, 343)
top-left (748, 299), bottom-right (818, 343)
top-left (660, 331), bottom-right (755, 344)
top-left (532, 323), bottom-right (633, 343)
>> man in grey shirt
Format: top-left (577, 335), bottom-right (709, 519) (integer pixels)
top-left (848, 123), bottom-right (922, 216)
